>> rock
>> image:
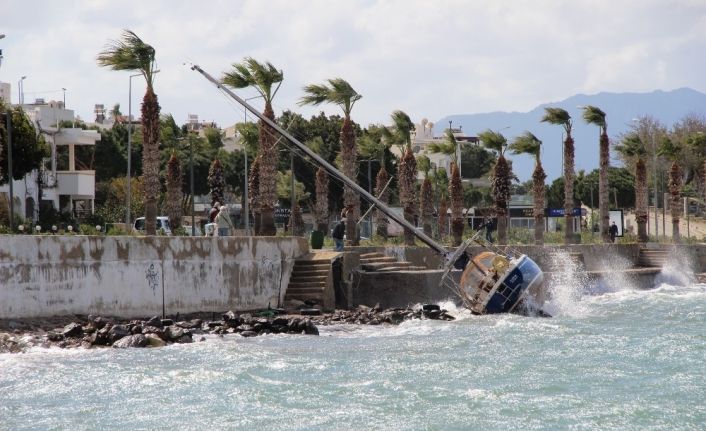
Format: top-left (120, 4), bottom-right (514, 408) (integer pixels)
top-left (174, 333), bottom-right (193, 344)
top-left (222, 311), bottom-right (237, 321)
top-left (145, 316), bottom-right (163, 328)
top-left (176, 319), bottom-right (201, 329)
top-left (144, 333), bottom-right (166, 347)
top-left (422, 304), bottom-right (441, 312)
top-left (160, 319), bottom-right (174, 327)
top-left (273, 317), bottom-right (289, 326)
top-left (112, 334), bottom-right (148, 348)
top-left (93, 316), bottom-right (110, 329)
top-left (62, 323), bottom-right (83, 338)
top-left (93, 327), bottom-right (111, 345)
top-left (164, 326), bottom-right (185, 341)
top-left (425, 309), bottom-right (442, 319)
top-left (300, 308), bottom-right (321, 316)
top-left (131, 324), bottom-right (143, 335)
top-left (142, 325), bottom-right (164, 337)
top-left (108, 324), bottom-right (130, 343)
top-left (240, 330), bottom-right (257, 337)
top-left (47, 332), bottom-right (65, 342)
top-left (303, 319), bottom-right (319, 335)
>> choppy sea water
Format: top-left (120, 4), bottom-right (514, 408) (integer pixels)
top-left (1, 274), bottom-right (705, 430)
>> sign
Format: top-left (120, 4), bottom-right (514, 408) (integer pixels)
top-left (509, 208), bottom-right (533, 217)
top-left (546, 208), bottom-right (585, 217)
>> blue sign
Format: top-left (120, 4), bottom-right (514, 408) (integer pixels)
top-left (546, 208), bottom-right (583, 217)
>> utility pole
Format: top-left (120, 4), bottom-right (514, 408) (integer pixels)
top-left (189, 136), bottom-right (195, 236)
top-left (5, 111), bottom-right (13, 229)
top-left (290, 152), bottom-right (295, 233)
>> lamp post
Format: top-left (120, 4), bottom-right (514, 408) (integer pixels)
top-left (243, 94), bottom-right (264, 235)
top-left (4, 108), bottom-right (13, 230)
top-left (18, 75), bottom-right (26, 104)
top-left (126, 69), bottom-right (160, 228)
top-left (61, 88), bottom-right (66, 108)
top-left (0, 34), bottom-right (5, 69)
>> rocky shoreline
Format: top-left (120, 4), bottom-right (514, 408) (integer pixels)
top-left (0, 304), bottom-right (455, 353)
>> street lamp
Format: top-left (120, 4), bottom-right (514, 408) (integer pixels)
top-left (18, 76), bottom-right (26, 104)
top-left (242, 94), bottom-right (264, 235)
top-left (126, 69), bottom-right (160, 228)
top-left (61, 88), bottom-right (66, 108)
top-left (177, 135), bottom-right (196, 236)
top-left (0, 34), bottom-right (4, 69)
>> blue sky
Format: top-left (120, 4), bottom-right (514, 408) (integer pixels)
top-left (1, 0), bottom-right (705, 131)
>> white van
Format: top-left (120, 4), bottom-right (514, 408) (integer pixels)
top-left (133, 216), bottom-right (172, 235)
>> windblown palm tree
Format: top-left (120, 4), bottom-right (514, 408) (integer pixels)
top-left (658, 137), bottom-right (682, 242)
top-left (358, 125), bottom-right (392, 239)
top-left (541, 107), bottom-right (575, 244)
top-left (448, 162), bottom-right (464, 245)
top-left (615, 133), bottom-right (648, 242)
top-left (417, 155), bottom-right (434, 238)
top-left (300, 79), bottom-right (362, 245)
top-left (478, 129), bottom-right (511, 244)
top-left (97, 30), bottom-right (160, 234)
top-left (390, 110), bottom-right (417, 246)
top-left (164, 153), bottom-right (183, 230)
top-left (222, 58), bottom-right (283, 236)
top-left (510, 132), bottom-right (545, 245)
top-left (582, 105), bottom-right (610, 243)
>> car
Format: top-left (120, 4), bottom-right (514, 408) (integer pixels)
top-left (133, 216), bottom-right (172, 235)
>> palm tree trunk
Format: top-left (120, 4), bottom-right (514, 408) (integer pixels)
top-left (314, 167), bottom-right (329, 233)
top-left (493, 155), bottom-right (511, 245)
top-left (375, 167), bottom-right (389, 239)
top-left (141, 87), bottom-right (160, 236)
top-left (258, 103), bottom-right (278, 236)
top-left (164, 154), bottom-right (183, 230)
top-left (669, 161), bottom-right (681, 243)
top-left (449, 162), bottom-right (464, 246)
top-left (341, 117), bottom-right (359, 245)
top-left (398, 147), bottom-right (417, 246)
top-left (249, 156), bottom-right (261, 235)
top-left (438, 197), bottom-right (448, 240)
top-left (599, 131), bottom-right (610, 242)
top-left (635, 158), bottom-right (648, 242)
top-left (563, 135), bottom-right (575, 245)
top-left (533, 160), bottom-right (546, 245)
top-left (420, 177), bottom-right (434, 237)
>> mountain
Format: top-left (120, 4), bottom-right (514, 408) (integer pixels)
top-left (435, 88), bottom-right (706, 181)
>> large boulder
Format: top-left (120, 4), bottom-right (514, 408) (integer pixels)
top-left (62, 323), bottom-right (84, 338)
top-left (108, 324), bottom-right (130, 343)
top-left (144, 333), bottom-right (166, 347)
top-left (112, 334), bottom-right (148, 348)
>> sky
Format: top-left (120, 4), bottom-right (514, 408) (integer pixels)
top-left (1, 0), bottom-right (706, 132)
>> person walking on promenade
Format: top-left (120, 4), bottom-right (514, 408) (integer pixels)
top-left (483, 216), bottom-right (494, 243)
top-left (332, 218), bottom-right (346, 252)
top-left (609, 221), bottom-right (619, 243)
top-left (215, 205), bottom-right (235, 237)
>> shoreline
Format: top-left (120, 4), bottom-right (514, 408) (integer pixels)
top-left (0, 305), bottom-right (456, 354)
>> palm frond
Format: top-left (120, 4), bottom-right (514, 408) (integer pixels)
top-left (298, 84), bottom-right (330, 106)
top-left (541, 107), bottom-right (571, 127)
top-left (615, 133), bottom-right (645, 158)
top-left (478, 129), bottom-right (507, 154)
top-left (221, 57), bottom-right (283, 102)
top-left (97, 29), bottom-right (156, 86)
top-left (581, 105), bottom-right (606, 129)
top-left (657, 136), bottom-right (681, 160)
top-left (509, 131), bottom-right (542, 159)
top-left (299, 78), bottom-right (361, 117)
top-left (391, 110), bottom-right (413, 146)
top-left (428, 142), bottom-right (455, 155)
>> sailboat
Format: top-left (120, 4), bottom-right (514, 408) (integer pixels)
top-left (190, 64), bottom-right (545, 315)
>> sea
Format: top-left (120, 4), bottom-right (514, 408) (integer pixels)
top-left (1, 263), bottom-right (704, 430)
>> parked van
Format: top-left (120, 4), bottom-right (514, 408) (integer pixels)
top-left (133, 216), bottom-right (172, 235)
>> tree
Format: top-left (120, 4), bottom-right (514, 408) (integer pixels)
top-left (582, 105), bottom-right (610, 242)
top-left (248, 156), bottom-right (261, 234)
top-left (0, 104), bottom-right (48, 184)
top-left (208, 159), bottom-right (225, 206)
top-left (615, 133), bottom-right (648, 242)
top-left (98, 30), bottom-right (161, 235)
top-left (315, 165), bottom-right (329, 233)
top-left (164, 153), bottom-right (183, 229)
top-left (542, 107), bottom-right (575, 244)
top-left (375, 167), bottom-right (390, 238)
top-left (300, 78), bottom-right (362, 244)
top-left (510, 132), bottom-right (546, 245)
top-left (222, 58), bottom-right (283, 236)
top-left (438, 197), bottom-right (448, 239)
top-left (478, 129), bottom-right (511, 244)
top-left (389, 110), bottom-right (417, 246)
top-left (448, 162), bottom-right (464, 245)
top-left (658, 137), bottom-right (683, 242)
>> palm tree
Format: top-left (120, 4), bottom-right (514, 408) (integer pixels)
top-left (582, 105), bottom-right (610, 243)
top-left (615, 133), bottom-right (648, 242)
top-left (222, 58), bottom-right (283, 236)
top-left (300, 79), bottom-right (362, 245)
top-left (448, 161), bottom-right (464, 245)
top-left (97, 30), bottom-right (160, 234)
top-left (248, 156), bottom-right (261, 235)
top-left (658, 137), bottom-right (682, 242)
top-left (390, 110), bottom-right (417, 246)
top-left (438, 196), bottom-right (448, 240)
top-left (510, 132), bottom-right (546, 245)
top-left (478, 130), bottom-right (512, 244)
top-left (417, 155), bottom-right (434, 238)
top-left (541, 107), bottom-right (575, 244)
top-left (359, 125), bottom-right (392, 239)
top-left (164, 153), bottom-right (183, 230)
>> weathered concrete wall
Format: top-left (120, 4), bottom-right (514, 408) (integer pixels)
top-left (353, 270), bottom-right (461, 309)
top-left (0, 236), bottom-right (308, 319)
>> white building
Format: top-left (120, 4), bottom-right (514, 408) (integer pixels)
top-left (0, 82), bottom-right (99, 221)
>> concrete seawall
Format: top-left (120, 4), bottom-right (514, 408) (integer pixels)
top-left (0, 236), bottom-right (308, 319)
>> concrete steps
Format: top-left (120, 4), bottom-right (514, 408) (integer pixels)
top-left (638, 249), bottom-right (670, 268)
top-left (359, 252), bottom-right (427, 272)
top-left (284, 258), bottom-right (331, 306)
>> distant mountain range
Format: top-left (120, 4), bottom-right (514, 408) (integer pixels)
top-left (435, 88), bottom-right (706, 181)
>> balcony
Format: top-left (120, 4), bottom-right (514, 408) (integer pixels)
top-left (56, 171), bottom-right (95, 197)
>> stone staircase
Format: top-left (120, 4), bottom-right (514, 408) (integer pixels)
top-left (637, 248), bottom-right (670, 268)
top-left (359, 252), bottom-right (427, 272)
top-left (284, 256), bottom-right (332, 308)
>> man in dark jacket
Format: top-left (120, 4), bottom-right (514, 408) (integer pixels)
top-left (332, 218), bottom-right (346, 251)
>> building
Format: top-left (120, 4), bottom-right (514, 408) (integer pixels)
top-left (0, 82), bottom-right (99, 221)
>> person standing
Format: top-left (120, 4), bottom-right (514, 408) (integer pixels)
top-left (609, 221), bottom-right (619, 243)
top-left (215, 205), bottom-right (235, 237)
top-left (332, 218), bottom-right (346, 252)
top-left (483, 216), bottom-right (494, 243)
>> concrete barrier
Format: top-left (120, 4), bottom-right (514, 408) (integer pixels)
top-left (0, 235), bottom-right (308, 319)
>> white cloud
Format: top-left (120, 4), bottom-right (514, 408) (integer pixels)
top-left (1, 0), bottom-right (705, 128)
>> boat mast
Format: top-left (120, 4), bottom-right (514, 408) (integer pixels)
top-left (190, 64), bottom-right (447, 255)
